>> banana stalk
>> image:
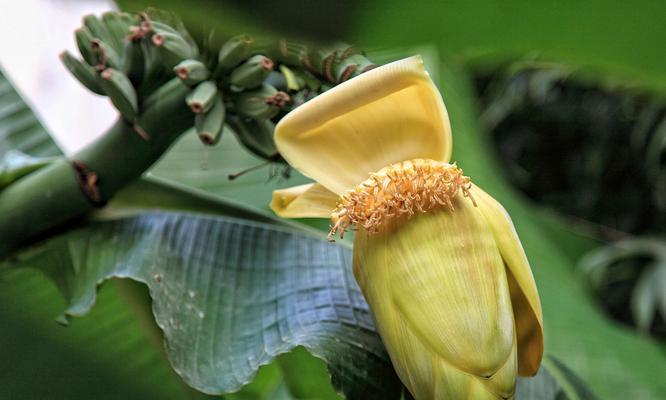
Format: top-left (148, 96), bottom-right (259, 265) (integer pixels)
top-left (0, 79), bottom-right (190, 257)
top-left (0, 10), bottom-right (379, 258)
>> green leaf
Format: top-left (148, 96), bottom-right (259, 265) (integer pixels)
top-left (0, 271), bottom-right (188, 399)
top-left (631, 264), bottom-right (660, 332)
top-left (5, 211), bottom-right (401, 398)
top-left (276, 346), bottom-right (342, 400)
top-left (351, 1), bottom-right (666, 92)
top-left (0, 65), bottom-right (204, 399)
top-left (516, 356), bottom-right (598, 400)
top-left (579, 238), bottom-right (666, 333)
top-left (0, 150), bottom-right (57, 189)
top-left (0, 67), bottom-right (61, 157)
top-left (150, 130), bottom-right (309, 214)
top-left (149, 131), bottom-right (331, 233)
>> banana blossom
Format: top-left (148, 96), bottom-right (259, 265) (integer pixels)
top-left (270, 56), bottom-right (543, 399)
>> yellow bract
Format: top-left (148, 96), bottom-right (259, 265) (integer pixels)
top-left (472, 184), bottom-right (544, 375)
top-left (274, 56), bottom-right (452, 195)
top-left (269, 55), bottom-right (543, 400)
top-left (353, 195), bottom-right (517, 399)
top-left (271, 183), bottom-right (337, 218)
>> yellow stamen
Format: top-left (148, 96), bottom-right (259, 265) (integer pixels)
top-left (329, 159), bottom-right (476, 238)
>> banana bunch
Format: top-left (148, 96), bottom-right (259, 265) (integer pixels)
top-left (62, 10), bottom-right (377, 163)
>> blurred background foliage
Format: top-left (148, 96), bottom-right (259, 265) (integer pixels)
top-left (2, 0), bottom-right (666, 399)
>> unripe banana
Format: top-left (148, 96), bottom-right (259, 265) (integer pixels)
top-left (228, 116), bottom-right (278, 160)
top-left (230, 55), bottom-right (274, 89)
top-left (101, 12), bottom-right (134, 51)
top-left (217, 35), bottom-right (254, 71)
top-left (151, 31), bottom-right (197, 68)
top-left (151, 21), bottom-right (197, 49)
top-left (310, 46), bottom-right (339, 81)
top-left (91, 39), bottom-right (121, 70)
top-left (142, 77), bottom-right (183, 111)
top-left (335, 53), bottom-right (374, 82)
top-left (174, 59), bottom-right (209, 86)
top-left (150, 21), bottom-right (182, 36)
top-left (140, 40), bottom-right (162, 85)
top-left (293, 69), bottom-right (322, 91)
top-left (195, 94), bottom-right (226, 145)
top-left (82, 15), bottom-right (114, 50)
top-left (75, 28), bottom-right (96, 65)
top-left (186, 81), bottom-right (218, 114)
top-left (287, 90), bottom-right (317, 111)
top-left (101, 11), bottom-right (130, 53)
top-left (121, 40), bottom-right (145, 85)
top-left (99, 68), bottom-right (138, 121)
top-left (60, 51), bottom-right (105, 95)
top-left (235, 84), bottom-right (290, 119)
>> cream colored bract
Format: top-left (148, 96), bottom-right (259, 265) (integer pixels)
top-left (270, 56), bottom-right (543, 399)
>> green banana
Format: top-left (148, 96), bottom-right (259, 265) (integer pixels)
top-left (99, 68), bottom-right (138, 121)
top-left (82, 14), bottom-right (114, 49)
top-left (142, 77), bottom-right (183, 110)
top-left (186, 81), bottom-right (218, 114)
top-left (174, 59), bottom-right (209, 86)
top-left (195, 94), bottom-right (226, 144)
top-left (151, 20), bottom-right (197, 48)
top-left (75, 28), bottom-right (96, 65)
top-left (101, 12), bottom-right (135, 51)
top-left (292, 69), bottom-right (322, 91)
top-left (151, 31), bottom-right (197, 68)
top-left (217, 35), bottom-right (255, 71)
top-left (60, 51), bottom-right (104, 95)
top-left (334, 53), bottom-right (374, 82)
top-left (91, 39), bottom-right (121, 70)
top-left (227, 116), bottom-right (278, 160)
top-left (139, 39), bottom-right (162, 89)
top-left (121, 40), bottom-right (145, 85)
top-left (234, 84), bottom-right (290, 119)
top-left (230, 55), bottom-right (274, 89)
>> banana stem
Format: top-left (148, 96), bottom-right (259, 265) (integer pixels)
top-left (0, 79), bottom-right (190, 258)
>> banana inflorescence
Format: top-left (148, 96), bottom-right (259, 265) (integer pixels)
top-left (61, 9), bottom-right (377, 164)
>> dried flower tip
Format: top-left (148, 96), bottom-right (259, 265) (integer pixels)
top-left (260, 57), bottom-right (274, 71)
top-left (140, 19), bottom-right (152, 33)
top-left (151, 33), bottom-right (165, 46)
top-left (127, 26), bottom-right (144, 41)
top-left (329, 159), bottom-right (476, 238)
top-left (265, 91), bottom-right (290, 107)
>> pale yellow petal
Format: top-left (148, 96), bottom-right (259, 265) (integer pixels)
top-left (270, 183), bottom-right (338, 218)
top-left (275, 56), bottom-right (452, 195)
top-left (354, 194), bottom-right (515, 380)
top-left (472, 184), bottom-right (544, 376)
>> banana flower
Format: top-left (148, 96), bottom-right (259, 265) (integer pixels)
top-left (270, 56), bottom-right (543, 399)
